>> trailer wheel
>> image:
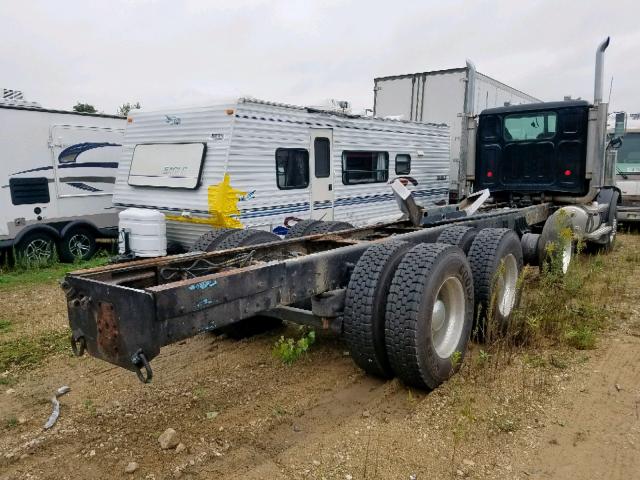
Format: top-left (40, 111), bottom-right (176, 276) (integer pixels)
top-left (467, 228), bottom-right (523, 334)
top-left (303, 221), bottom-right (354, 236)
top-left (343, 241), bottom-right (413, 378)
top-left (190, 228), bottom-right (236, 252)
top-left (16, 231), bottom-right (57, 265)
top-left (385, 243), bottom-right (474, 389)
top-left (59, 227), bottom-right (97, 262)
top-left (285, 220), bottom-right (322, 239)
top-left (436, 226), bottom-right (477, 254)
top-left (214, 229), bottom-right (281, 251)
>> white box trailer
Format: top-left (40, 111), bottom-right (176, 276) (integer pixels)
top-left (112, 97), bottom-right (451, 250)
top-left (0, 100), bottom-right (125, 262)
top-left (373, 65), bottom-right (540, 200)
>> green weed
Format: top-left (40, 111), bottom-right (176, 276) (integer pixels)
top-left (5, 416), bottom-right (18, 429)
top-left (492, 414), bottom-right (519, 433)
top-left (565, 325), bottom-right (597, 350)
top-left (0, 319), bottom-right (12, 334)
top-left (83, 399), bottom-right (97, 416)
top-left (272, 329), bottom-right (316, 365)
top-left (0, 329), bottom-right (70, 371)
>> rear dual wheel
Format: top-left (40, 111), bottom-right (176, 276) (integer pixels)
top-left (385, 243), bottom-right (474, 389)
top-left (343, 227), bottom-right (524, 389)
top-left (343, 241), bottom-right (475, 389)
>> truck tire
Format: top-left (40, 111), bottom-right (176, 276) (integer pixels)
top-left (16, 231), bottom-right (57, 265)
top-left (538, 212), bottom-right (573, 274)
top-left (436, 226), bottom-right (477, 254)
top-left (467, 228), bottom-right (523, 335)
top-left (385, 243), bottom-right (474, 389)
top-left (214, 229), bottom-right (281, 250)
top-left (595, 190), bottom-right (619, 253)
top-left (521, 233), bottom-right (540, 267)
top-left (59, 227), bottom-right (97, 262)
top-left (190, 228), bottom-right (236, 252)
top-left (285, 220), bottom-right (322, 239)
top-left (303, 221), bottom-right (354, 236)
top-left (343, 241), bottom-right (413, 378)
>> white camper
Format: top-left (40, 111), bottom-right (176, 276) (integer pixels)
top-left (373, 65), bottom-right (539, 200)
top-left (0, 96), bottom-right (125, 262)
top-left (112, 98), bottom-right (451, 250)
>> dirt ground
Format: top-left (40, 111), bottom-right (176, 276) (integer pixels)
top-left (1, 235), bottom-right (640, 480)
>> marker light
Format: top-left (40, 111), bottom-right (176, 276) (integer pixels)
top-left (564, 169), bottom-right (572, 176)
top-left (127, 117), bottom-right (133, 124)
top-left (487, 170), bottom-right (493, 178)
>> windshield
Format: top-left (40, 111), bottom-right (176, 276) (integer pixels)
top-left (617, 133), bottom-right (640, 174)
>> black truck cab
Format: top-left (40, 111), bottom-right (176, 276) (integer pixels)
top-left (475, 100), bottom-right (591, 200)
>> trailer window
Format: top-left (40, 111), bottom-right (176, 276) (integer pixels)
top-left (276, 148), bottom-right (309, 189)
top-left (128, 143), bottom-right (206, 189)
top-left (342, 151), bottom-right (389, 185)
top-left (395, 154), bottom-right (411, 175)
top-left (314, 138), bottom-right (331, 178)
top-left (504, 112), bottom-right (557, 141)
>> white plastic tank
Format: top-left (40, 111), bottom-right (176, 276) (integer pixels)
top-left (118, 208), bottom-right (167, 257)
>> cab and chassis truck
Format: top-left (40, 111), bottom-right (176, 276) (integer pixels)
top-left (62, 38), bottom-right (621, 389)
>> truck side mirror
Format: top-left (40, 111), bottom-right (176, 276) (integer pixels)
top-left (609, 136), bottom-right (623, 149)
top-left (614, 112), bottom-right (627, 138)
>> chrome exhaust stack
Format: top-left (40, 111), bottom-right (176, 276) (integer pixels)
top-left (594, 36), bottom-right (610, 105)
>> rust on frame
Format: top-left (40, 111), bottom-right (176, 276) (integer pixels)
top-left (97, 301), bottom-right (120, 357)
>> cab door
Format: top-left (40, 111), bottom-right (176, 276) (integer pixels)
top-left (309, 129), bottom-right (334, 220)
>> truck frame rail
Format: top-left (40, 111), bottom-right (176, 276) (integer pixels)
top-left (63, 203), bottom-right (550, 382)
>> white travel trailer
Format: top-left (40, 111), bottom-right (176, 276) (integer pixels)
top-left (112, 98), bottom-right (451, 250)
top-left (373, 65), bottom-right (539, 200)
top-left (0, 96), bottom-right (125, 262)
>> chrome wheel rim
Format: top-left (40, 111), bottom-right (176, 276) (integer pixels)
top-left (69, 233), bottom-right (91, 259)
top-left (496, 254), bottom-right (518, 317)
top-left (561, 242), bottom-right (572, 274)
top-left (431, 276), bottom-right (466, 359)
top-left (24, 238), bottom-right (53, 263)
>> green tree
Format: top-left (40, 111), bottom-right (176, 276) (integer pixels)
top-left (72, 102), bottom-right (97, 113)
top-left (118, 101), bottom-right (141, 117)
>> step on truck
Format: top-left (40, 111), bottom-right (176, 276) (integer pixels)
top-left (62, 38), bottom-right (621, 388)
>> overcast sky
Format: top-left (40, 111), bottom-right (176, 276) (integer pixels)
top-left (2, 0), bottom-right (639, 115)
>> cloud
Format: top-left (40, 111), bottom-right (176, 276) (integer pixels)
top-left (1, 0), bottom-right (638, 115)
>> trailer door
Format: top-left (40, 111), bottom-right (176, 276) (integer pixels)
top-left (309, 129), bottom-right (334, 220)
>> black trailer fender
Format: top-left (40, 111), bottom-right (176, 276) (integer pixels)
top-left (12, 223), bottom-right (61, 245)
